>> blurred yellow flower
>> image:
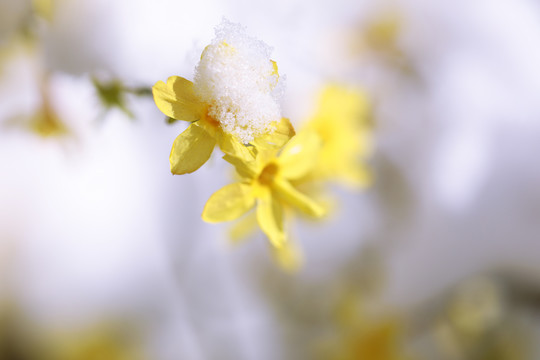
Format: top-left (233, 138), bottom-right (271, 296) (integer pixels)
top-left (32, 0), bottom-right (55, 21)
top-left (303, 85), bottom-right (372, 187)
top-left (352, 12), bottom-right (415, 75)
top-left (153, 19), bottom-right (290, 175)
top-left (0, 307), bottom-right (146, 360)
top-left (360, 13), bottom-right (403, 58)
top-left (202, 130), bottom-right (325, 248)
top-left (434, 277), bottom-right (532, 360)
top-left (45, 327), bottom-right (146, 360)
top-left (327, 319), bottom-right (411, 360)
top-left (28, 101), bottom-right (68, 137)
top-left (321, 286), bottom-right (414, 360)
top-left (270, 238), bottom-right (303, 271)
top-left (2, 76), bottom-right (69, 138)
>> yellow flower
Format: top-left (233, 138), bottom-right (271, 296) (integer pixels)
top-left (303, 85), bottom-right (372, 187)
top-left (153, 19), bottom-right (290, 175)
top-left (153, 76), bottom-right (251, 174)
top-left (202, 130), bottom-right (326, 248)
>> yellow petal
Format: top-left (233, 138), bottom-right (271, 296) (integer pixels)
top-left (217, 131), bottom-right (255, 161)
top-left (170, 123), bottom-right (216, 175)
top-left (202, 183), bottom-right (256, 223)
top-left (200, 45), bottom-right (211, 60)
top-left (277, 130), bottom-right (321, 180)
top-left (341, 165), bottom-right (373, 188)
top-left (223, 154), bottom-right (257, 179)
top-left (152, 76), bottom-right (204, 121)
top-left (273, 178), bottom-right (325, 218)
top-left (228, 210), bottom-right (258, 244)
top-left (316, 85), bottom-right (370, 124)
top-left (251, 117), bottom-right (296, 150)
top-left (271, 240), bottom-right (303, 272)
top-left (256, 187), bottom-right (286, 247)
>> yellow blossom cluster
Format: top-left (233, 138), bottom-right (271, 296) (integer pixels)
top-left (152, 20), bottom-right (372, 270)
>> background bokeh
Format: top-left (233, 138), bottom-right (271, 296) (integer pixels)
top-left (1, 0), bottom-right (540, 359)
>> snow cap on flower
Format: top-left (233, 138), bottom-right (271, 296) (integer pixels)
top-left (193, 19), bottom-right (284, 144)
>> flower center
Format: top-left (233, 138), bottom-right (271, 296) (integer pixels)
top-left (258, 162), bottom-right (279, 185)
top-left (202, 107), bottom-right (220, 128)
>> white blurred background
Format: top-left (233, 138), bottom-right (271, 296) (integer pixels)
top-left (1, 0), bottom-right (540, 359)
